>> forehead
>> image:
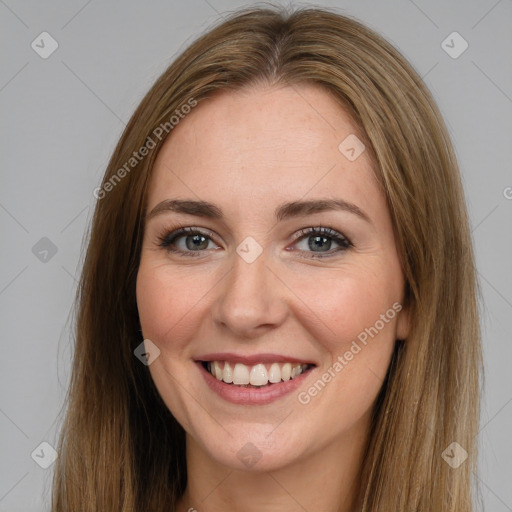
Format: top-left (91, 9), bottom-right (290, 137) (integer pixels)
top-left (147, 83), bottom-right (382, 220)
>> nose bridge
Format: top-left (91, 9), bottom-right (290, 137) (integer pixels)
top-left (212, 243), bottom-right (287, 336)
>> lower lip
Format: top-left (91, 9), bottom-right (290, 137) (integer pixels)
top-left (197, 362), bottom-right (313, 405)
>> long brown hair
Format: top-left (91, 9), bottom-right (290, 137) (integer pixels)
top-left (51, 6), bottom-right (482, 511)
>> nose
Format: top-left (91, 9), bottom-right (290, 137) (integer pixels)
top-left (211, 247), bottom-right (289, 339)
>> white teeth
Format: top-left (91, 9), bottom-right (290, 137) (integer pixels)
top-left (206, 360), bottom-right (309, 386)
top-left (223, 362), bottom-right (233, 383)
top-left (268, 363), bottom-right (282, 383)
top-left (213, 361), bottom-right (223, 381)
top-left (232, 363), bottom-right (250, 385)
top-left (250, 364), bottom-right (268, 386)
top-left (281, 363), bottom-right (292, 381)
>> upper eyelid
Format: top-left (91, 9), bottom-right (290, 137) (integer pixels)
top-left (293, 226), bottom-right (349, 240)
top-left (157, 226), bottom-right (221, 248)
top-left (158, 225), bottom-right (351, 249)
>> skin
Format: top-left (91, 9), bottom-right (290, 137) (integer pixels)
top-left (136, 82), bottom-right (409, 512)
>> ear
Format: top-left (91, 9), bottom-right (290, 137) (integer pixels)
top-left (395, 302), bottom-right (410, 340)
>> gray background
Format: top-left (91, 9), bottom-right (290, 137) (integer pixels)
top-left (0, 0), bottom-right (511, 510)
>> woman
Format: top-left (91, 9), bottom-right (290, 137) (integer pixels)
top-left (51, 6), bottom-right (482, 511)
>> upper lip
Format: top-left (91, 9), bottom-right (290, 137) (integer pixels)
top-left (196, 352), bottom-right (316, 366)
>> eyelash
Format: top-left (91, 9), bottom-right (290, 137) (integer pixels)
top-left (156, 225), bottom-right (353, 259)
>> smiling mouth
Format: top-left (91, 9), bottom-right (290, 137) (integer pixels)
top-left (200, 360), bottom-right (315, 388)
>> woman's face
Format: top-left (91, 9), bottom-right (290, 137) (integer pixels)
top-left (136, 83), bottom-right (409, 471)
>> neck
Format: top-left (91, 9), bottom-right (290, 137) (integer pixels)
top-left (176, 421), bottom-right (368, 512)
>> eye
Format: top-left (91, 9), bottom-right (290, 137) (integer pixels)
top-left (156, 225), bottom-right (352, 259)
top-left (157, 227), bottom-right (220, 257)
top-left (289, 226), bottom-right (352, 259)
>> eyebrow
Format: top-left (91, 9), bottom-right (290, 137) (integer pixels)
top-left (146, 198), bottom-right (372, 224)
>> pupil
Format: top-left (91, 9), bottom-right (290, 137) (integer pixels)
top-left (309, 235), bottom-right (331, 252)
top-left (186, 234), bottom-right (208, 250)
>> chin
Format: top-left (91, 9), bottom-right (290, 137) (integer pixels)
top-left (190, 421), bottom-right (316, 473)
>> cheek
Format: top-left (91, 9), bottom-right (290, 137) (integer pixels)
top-left (135, 263), bottom-right (213, 349)
top-left (135, 263), bottom-right (212, 428)
top-left (289, 264), bottom-right (398, 349)
top-left (289, 263), bottom-right (401, 410)
top-left (292, 273), bottom-right (398, 428)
